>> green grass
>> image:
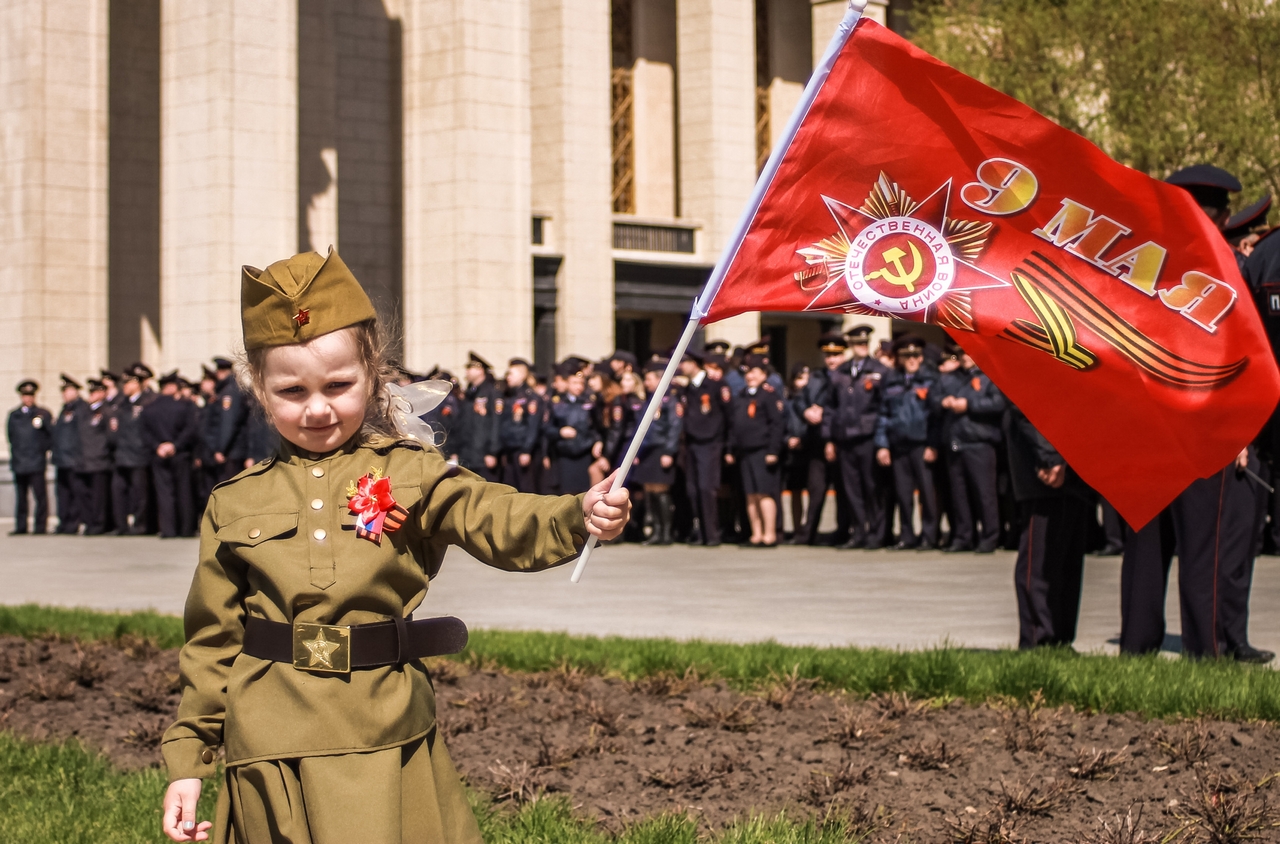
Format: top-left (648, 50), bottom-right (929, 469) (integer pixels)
top-left (0, 735), bottom-right (875, 844)
top-left (3, 603), bottom-right (1279, 720)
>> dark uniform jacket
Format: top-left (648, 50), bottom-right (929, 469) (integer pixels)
top-left (1004, 405), bottom-right (1092, 502)
top-left (142, 394), bottom-right (199, 458)
top-left (198, 395), bottom-right (220, 466)
top-left (161, 437), bottom-right (588, 781)
top-left (640, 388), bottom-right (683, 459)
top-left (680, 372), bottom-right (732, 445)
top-left (543, 392), bottom-right (599, 459)
top-left (456, 380), bottom-right (498, 470)
top-left (53, 399), bottom-right (87, 471)
top-left (728, 385), bottom-right (785, 455)
top-left (935, 366), bottom-right (1006, 449)
top-left (215, 377), bottom-right (249, 463)
top-left (875, 369), bottom-right (939, 451)
top-left (78, 400), bottom-right (114, 473)
top-left (786, 370), bottom-right (831, 449)
top-left (604, 393), bottom-right (645, 466)
top-left (495, 385), bottom-right (541, 456)
top-left (110, 392), bottom-right (158, 468)
top-left (7, 404), bottom-right (53, 475)
top-left (823, 357), bottom-right (888, 443)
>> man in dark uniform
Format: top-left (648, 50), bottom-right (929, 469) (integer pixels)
top-left (7, 380), bottom-right (53, 534)
top-left (1120, 164), bottom-right (1273, 663)
top-left (1006, 403), bottom-right (1094, 648)
top-left (607, 350), bottom-right (637, 380)
top-left (211, 357), bottom-right (248, 484)
top-left (1243, 212), bottom-right (1280, 556)
top-left (542, 360), bottom-right (599, 494)
top-left (495, 357), bottom-right (540, 492)
top-left (635, 359), bottom-right (683, 546)
top-left (77, 378), bottom-right (114, 535)
top-left (875, 336), bottom-right (940, 550)
top-left (100, 369), bottom-right (122, 408)
top-left (786, 335), bottom-right (838, 545)
top-left (109, 364), bottom-right (157, 534)
top-left (679, 351), bottom-right (731, 546)
top-left (1224, 194), bottom-right (1271, 272)
top-left (456, 352), bottom-right (499, 481)
top-left (824, 327), bottom-right (889, 549)
top-left (143, 370), bottom-right (199, 538)
top-left (51, 375), bottom-right (86, 534)
top-left (936, 348), bottom-right (1006, 553)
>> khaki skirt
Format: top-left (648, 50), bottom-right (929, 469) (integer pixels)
top-left (213, 732), bottom-right (482, 844)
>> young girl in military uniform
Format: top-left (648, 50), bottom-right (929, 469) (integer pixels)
top-left (160, 249), bottom-right (630, 844)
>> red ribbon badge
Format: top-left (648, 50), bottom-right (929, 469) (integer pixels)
top-left (346, 469), bottom-right (408, 545)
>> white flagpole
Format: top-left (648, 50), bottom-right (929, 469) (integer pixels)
top-left (570, 0), bottom-right (868, 583)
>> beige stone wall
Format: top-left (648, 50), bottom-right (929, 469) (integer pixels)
top-left (679, 0), bottom-right (760, 345)
top-left (0, 0), bottom-right (108, 448)
top-left (160, 0), bottom-right (298, 375)
top-left (631, 58), bottom-right (676, 219)
top-left (531, 0), bottom-right (613, 363)
top-left (403, 0), bottom-right (532, 375)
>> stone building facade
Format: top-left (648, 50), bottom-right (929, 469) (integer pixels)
top-left (1, 0), bottom-right (900, 455)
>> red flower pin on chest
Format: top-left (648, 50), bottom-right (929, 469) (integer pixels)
top-left (346, 467), bottom-right (408, 545)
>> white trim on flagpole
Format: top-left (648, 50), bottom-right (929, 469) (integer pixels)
top-left (571, 0), bottom-right (868, 583)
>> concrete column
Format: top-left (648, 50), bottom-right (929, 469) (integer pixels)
top-left (0, 0), bottom-right (109, 446)
top-left (403, 0), bottom-right (531, 374)
top-left (160, 0), bottom-right (297, 374)
top-left (531, 0), bottom-right (613, 361)
top-left (678, 0), bottom-right (759, 347)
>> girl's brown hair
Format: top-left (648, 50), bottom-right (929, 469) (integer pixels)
top-left (238, 319), bottom-right (401, 446)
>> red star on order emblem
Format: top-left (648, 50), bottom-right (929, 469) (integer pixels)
top-left (293, 308), bottom-right (310, 327)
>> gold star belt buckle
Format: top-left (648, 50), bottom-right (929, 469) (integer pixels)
top-left (292, 623), bottom-right (351, 674)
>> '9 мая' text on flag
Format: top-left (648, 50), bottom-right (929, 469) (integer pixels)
top-left (700, 16), bottom-right (1280, 530)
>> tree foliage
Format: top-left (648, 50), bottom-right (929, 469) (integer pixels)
top-left (909, 0), bottom-right (1280, 219)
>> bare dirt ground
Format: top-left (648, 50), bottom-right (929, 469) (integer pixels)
top-left (2, 635), bottom-right (1279, 842)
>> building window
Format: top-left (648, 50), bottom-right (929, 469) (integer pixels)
top-left (611, 67), bottom-right (635, 214)
top-left (531, 215), bottom-right (545, 245)
top-left (613, 222), bottom-right (694, 253)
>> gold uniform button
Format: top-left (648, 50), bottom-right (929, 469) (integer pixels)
top-left (312, 467), bottom-right (324, 478)
top-left (201, 748), bottom-right (215, 764)
top-left (313, 528), bottom-right (327, 541)
top-left (310, 498), bottom-right (324, 510)
top-left (248, 528), bottom-right (262, 539)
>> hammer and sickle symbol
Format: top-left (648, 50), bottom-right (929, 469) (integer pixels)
top-left (866, 243), bottom-right (924, 293)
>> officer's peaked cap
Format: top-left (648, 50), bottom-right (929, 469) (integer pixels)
top-left (467, 351), bottom-right (492, 371)
top-left (1225, 195), bottom-right (1272, 240)
top-left (59, 374), bottom-right (81, 391)
top-left (241, 247), bottom-right (377, 351)
top-left (16, 380), bottom-right (37, 395)
top-left (844, 324), bottom-right (874, 342)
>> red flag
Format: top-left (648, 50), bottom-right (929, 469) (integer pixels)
top-left (701, 18), bottom-right (1280, 529)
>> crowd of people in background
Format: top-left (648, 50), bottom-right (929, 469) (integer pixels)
top-left (6, 163), bottom-right (1279, 663)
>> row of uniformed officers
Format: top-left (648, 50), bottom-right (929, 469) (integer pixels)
top-left (6, 358), bottom-right (273, 539)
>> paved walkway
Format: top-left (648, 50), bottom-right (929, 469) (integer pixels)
top-left (3, 528), bottom-right (1278, 656)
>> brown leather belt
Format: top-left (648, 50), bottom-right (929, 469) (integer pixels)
top-left (243, 615), bottom-right (468, 675)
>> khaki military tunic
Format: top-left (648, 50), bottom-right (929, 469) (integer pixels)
top-left (162, 436), bottom-right (588, 843)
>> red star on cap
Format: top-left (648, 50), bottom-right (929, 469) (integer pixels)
top-left (293, 308), bottom-right (310, 327)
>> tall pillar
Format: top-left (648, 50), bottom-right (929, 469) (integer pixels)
top-left (678, 0), bottom-right (759, 347)
top-left (531, 0), bottom-right (613, 361)
top-left (403, 0), bottom-right (531, 374)
top-left (0, 0), bottom-right (109, 444)
top-left (160, 0), bottom-right (297, 374)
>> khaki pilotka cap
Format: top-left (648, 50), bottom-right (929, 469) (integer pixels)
top-left (241, 248), bottom-right (377, 350)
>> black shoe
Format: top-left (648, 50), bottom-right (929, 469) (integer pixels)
top-left (703, 540), bottom-right (721, 548)
top-left (837, 537), bottom-right (864, 550)
top-left (974, 542), bottom-right (999, 554)
top-left (863, 541), bottom-right (883, 551)
top-left (1231, 645), bottom-right (1275, 664)
top-left (892, 540), bottom-right (918, 551)
top-left (1097, 544), bottom-right (1123, 557)
top-left (944, 543), bottom-right (974, 553)
top-left (8, 529), bottom-right (27, 536)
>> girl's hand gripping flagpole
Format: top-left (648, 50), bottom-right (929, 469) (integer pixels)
top-left (570, 0), bottom-right (868, 583)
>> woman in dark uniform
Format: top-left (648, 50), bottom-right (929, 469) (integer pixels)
top-left (726, 355), bottom-right (784, 547)
top-left (542, 362), bottom-right (600, 494)
top-left (628, 361), bottom-right (682, 545)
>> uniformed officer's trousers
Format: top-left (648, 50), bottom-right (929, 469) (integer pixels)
top-left (78, 470), bottom-right (111, 534)
top-left (499, 451), bottom-right (536, 493)
top-left (12, 471), bottom-right (48, 533)
top-left (112, 466), bottom-right (151, 534)
top-left (153, 456), bottom-right (194, 538)
top-left (684, 440), bottom-right (723, 545)
top-left (946, 443), bottom-right (1000, 551)
top-left (836, 437), bottom-right (882, 547)
top-left (54, 467), bottom-right (81, 533)
top-left (1014, 495), bottom-right (1091, 648)
top-left (890, 444), bottom-right (938, 548)
top-left (1120, 461), bottom-right (1261, 658)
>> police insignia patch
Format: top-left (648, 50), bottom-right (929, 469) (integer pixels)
top-left (222, 396), bottom-right (232, 410)
top-left (31, 416), bottom-right (42, 429)
top-left (971, 377), bottom-right (982, 391)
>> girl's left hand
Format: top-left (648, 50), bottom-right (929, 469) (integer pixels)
top-left (583, 470), bottom-right (631, 541)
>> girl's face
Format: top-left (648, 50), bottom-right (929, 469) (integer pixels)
top-left (260, 328), bottom-right (368, 454)
top-left (620, 371), bottom-right (639, 395)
